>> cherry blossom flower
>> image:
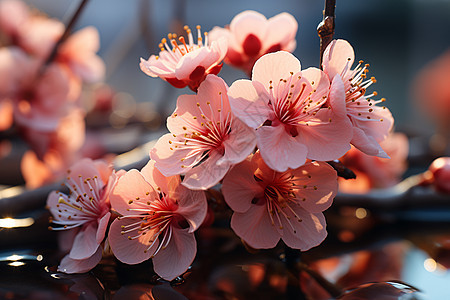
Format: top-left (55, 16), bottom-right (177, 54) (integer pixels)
top-left (228, 51), bottom-right (353, 172)
top-left (140, 25), bottom-right (227, 92)
top-left (0, 0), bottom-right (29, 42)
top-left (108, 160), bottom-right (207, 281)
top-left (21, 109), bottom-right (86, 188)
top-left (150, 74), bottom-right (256, 190)
top-left (209, 10), bottom-right (297, 76)
top-left (339, 132), bottom-right (409, 191)
top-left (428, 157), bottom-right (450, 194)
top-left (322, 39), bottom-right (394, 157)
top-left (46, 158), bottom-right (120, 273)
top-left (222, 151), bottom-right (337, 250)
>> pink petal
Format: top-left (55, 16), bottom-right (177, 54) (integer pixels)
top-left (291, 161), bottom-right (337, 213)
top-left (61, 27), bottom-right (104, 83)
top-left (264, 12), bottom-right (298, 51)
top-left (141, 160), bottom-right (181, 196)
top-left (196, 74), bottom-right (231, 118)
top-left (182, 150), bottom-right (230, 190)
top-left (229, 11), bottom-right (268, 47)
top-left (302, 67), bottom-right (331, 106)
top-left (175, 47), bottom-right (220, 80)
top-left (0, 100), bottom-right (13, 131)
top-left (297, 109), bottom-right (352, 162)
top-left (230, 202), bottom-right (280, 249)
top-left (150, 134), bottom-right (201, 177)
top-left (140, 56), bottom-right (175, 77)
top-left (280, 210), bottom-right (327, 251)
top-left (322, 39), bottom-right (354, 80)
top-left (96, 212), bottom-right (110, 244)
top-left (58, 247), bottom-right (102, 274)
top-left (252, 51), bottom-right (301, 91)
top-left (58, 228), bottom-right (79, 253)
top-left (222, 156), bottom-right (264, 213)
top-left (152, 227), bottom-right (197, 281)
top-left (228, 79), bottom-right (272, 128)
top-left (219, 118), bottom-right (256, 165)
top-left (328, 75), bottom-right (348, 117)
top-left (166, 94), bottom-right (202, 135)
top-left (69, 222), bottom-right (100, 260)
top-left (351, 126), bottom-right (388, 158)
top-left (350, 105), bottom-right (394, 143)
top-left (174, 187), bottom-right (207, 232)
top-left (108, 218), bottom-right (157, 264)
top-left (256, 125), bottom-right (308, 172)
top-left (110, 169), bottom-right (157, 215)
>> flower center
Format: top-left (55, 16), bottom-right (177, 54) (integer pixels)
top-left (157, 25), bottom-right (208, 58)
top-left (50, 173), bottom-right (106, 230)
top-left (119, 192), bottom-right (181, 257)
top-left (255, 170), bottom-right (318, 233)
top-left (265, 73), bottom-right (329, 135)
top-left (169, 92), bottom-right (232, 169)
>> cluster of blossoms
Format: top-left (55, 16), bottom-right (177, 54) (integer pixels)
top-left (0, 0), bottom-right (104, 188)
top-left (47, 10), bottom-right (394, 281)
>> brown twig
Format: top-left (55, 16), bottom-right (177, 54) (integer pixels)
top-left (40, 0), bottom-right (90, 72)
top-left (317, 0), bottom-right (336, 67)
top-left (327, 160), bottom-right (356, 180)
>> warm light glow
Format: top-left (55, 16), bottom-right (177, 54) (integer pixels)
top-left (0, 217), bottom-right (34, 228)
top-left (8, 261), bottom-right (25, 267)
top-left (355, 208), bottom-right (368, 219)
top-left (36, 255), bottom-right (43, 261)
top-left (424, 258), bottom-right (437, 272)
top-left (6, 255), bottom-right (23, 261)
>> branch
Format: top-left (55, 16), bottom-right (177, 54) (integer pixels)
top-left (40, 0), bottom-right (90, 72)
top-left (317, 0), bottom-right (336, 67)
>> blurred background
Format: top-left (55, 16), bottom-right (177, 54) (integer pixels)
top-left (27, 0), bottom-right (450, 132)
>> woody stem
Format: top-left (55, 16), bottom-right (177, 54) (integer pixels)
top-left (317, 0), bottom-right (336, 67)
top-left (40, 0), bottom-right (90, 72)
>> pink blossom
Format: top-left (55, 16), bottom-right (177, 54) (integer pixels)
top-left (209, 10), bottom-right (297, 76)
top-left (108, 160), bottom-right (207, 281)
top-left (0, 0), bottom-right (29, 41)
top-left (21, 109), bottom-right (86, 188)
top-left (227, 51), bottom-right (353, 172)
top-left (428, 157), bottom-right (450, 193)
top-left (339, 132), bottom-right (409, 191)
top-left (150, 74), bottom-right (256, 190)
top-left (222, 151), bottom-right (337, 250)
top-left (46, 158), bottom-right (119, 273)
top-left (0, 47), bottom-right (81, 132)
top-left (56, 26), bottom-right (105, 83)
top-left (140, 25), bottom-right (227, 92)
top-left (322, 39), bottom-right (394, 157)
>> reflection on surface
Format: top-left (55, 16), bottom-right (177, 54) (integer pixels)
top-left (0, 217), bottom-right (34, 228)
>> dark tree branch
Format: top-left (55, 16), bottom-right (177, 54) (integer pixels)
top-left (40, 0), bottom-right (90, 72)
top-left (317, 0), bottom-right (336, 67)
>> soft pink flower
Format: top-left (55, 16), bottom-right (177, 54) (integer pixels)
top-left (0, 47), bottom-right (81, 132)
top-left (428, 157), bottom-right (450, 194)
top-left (322, 39), bottom-right (394, 157)
top-left (150, 74), bottom-right (256, 190)
top-left (0, 99), bottom-right (13, 131)
top-left (57, 26), bottom-right (105, 83)
top-left (0, 0), bottom-right (29, 41)
top-left (108, 160), bottom-right (207, 281)
top-left (140, 25), bottom-right (227, 92)
top-left (222, 151), bottom-right (337, 250)
top-left (47, 158), bottom-right (119, 273)
top-left (209, 10), bottom-right (297, 76)
top-left (339, 132), bottom-right (409, 191)
top-left (228, 51), bottom-right (353, 172)
top-left (21, 109), bottom-right (86, 188)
